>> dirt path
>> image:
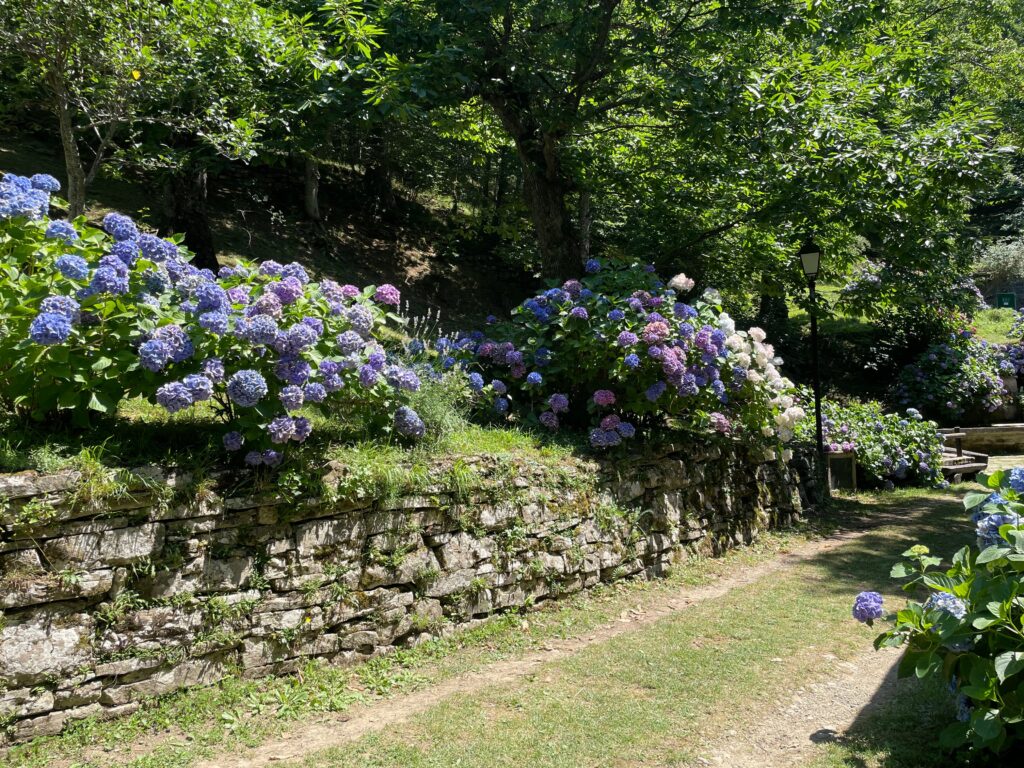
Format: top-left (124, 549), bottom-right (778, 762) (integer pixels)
top-left (697, 646), bottom-right (903, 767)
top-left (195, 522), bottom-right (893, 768)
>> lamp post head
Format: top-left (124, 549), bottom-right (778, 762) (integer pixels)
top-left (799, 239), bottom-right (821, 281)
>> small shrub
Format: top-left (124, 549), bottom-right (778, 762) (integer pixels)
top-left (893, 329), bottom-right (1009, 425)
top-left (794, 397), bottom-right (943, 487)
top-left (856, 470), bottom-right (1024, 757)
top-left (432, 260), bottom-right (800, 450)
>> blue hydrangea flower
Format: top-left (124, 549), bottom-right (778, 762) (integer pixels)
top-left (244, 450), bottom-right (264, 467)
top-left (29, 174), bottom-right (60, 192)
top-left (155, 382), bottom-right (193, 414)
top-left (151, 325), bottom-right (193, 363)
top-left (109, 240), bottom-right (140, 268)
top-left (345, 305), bottom-right (374, 337)
top-left (1007, 467), bottom-right (1024, 493)
top-left (102, 212), bottom-right (139, 241)
top-left (646, 381), bottom-right (667, 401)
top-left (195, 281), bottom-right (228, 313)
top-left (281, 263), bottom-right (309, 284)
top-left (202, 358), bottom-right (225, 383)
top-left (617, 422), bottom-right (636, 438)
top-left (45, 220), bottom-right (78, 243)
top-left (227, 369), bottom-right (268, 407)
top-left (55, 254), bottom-right (89, 280)
top-left (624, 353), bottom-right (641, 369)
top-left (262, 449), bottom-right (283, 467)
top-left (267, 276), bottom-right (304, 305)
top-left (29, 312), bottom-right (72, 344)
top-left (977, 512), bottom-right (1021, 549)
top-left (923, 592), bottom-right (967, 620)
top-left (138, 340), bottom-right (171, 371)
top-left (223, 431), bottom-right (245, 451)
top-left (244, 315), bottom-right (279, 346)
top-left (526, 372), bottom-right (543, 386)
top-left (182, 374), bottom-right (213, 402)
top-left (258, 260), bottom-right (284, 277)
top-left (468, 372), bottom-right (484, 392)
top-left (491, 379), bottom-right (508, 395)
top-left (84, 266), bottom-right (129, 296)
top-left (293, 416), bottom-right (312, 442)
top-left (494, 396), bottom-right (510, 414)
top-left (394, 406), bottom-right (425, 438)
top-left (39, 295), bottom-right (80, 321)
top-left (199, 311), bottom-right (229, 336)
top-left (608, 309), bottom-right (626, 321)
top-left (337, 330), bottom-right (364, 355)
top-left (584, 258), bottom-right (601, 274)
top-left (852, 591), bottom-right (884, 623)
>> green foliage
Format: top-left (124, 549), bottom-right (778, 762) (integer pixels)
top-left (871, 472), bottom-right (1024, 756)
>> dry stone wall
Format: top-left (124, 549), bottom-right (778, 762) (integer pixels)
top-left (0, 441), bottom-right (817, 743)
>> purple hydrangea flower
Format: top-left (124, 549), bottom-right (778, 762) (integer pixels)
top-left (345, 305), bottom-right (374, 337)
top-left (593, 389), bottom-right (616, 406)
top-left (227, 369), bottom-right (268, 407)
top-left (45, 220), bottom-right (78, 243)
top-left (709, 412), bottom-right (731, 434)
top-left (359, 364), bottom-right (379, 387)
top-left (374, 283), bottom-right (401, 306)
top-left (247, 293), bottom-right (283, 318)
top-left (29, 312), bottom-right (72, 344)
top-left (569, 306), bottom-right (589, 320)
top-left (262, 450), bottom-right (283, 467)
top-left (292, 416), bottom-right (312, 442)
top-left (223, 431), bottom-right (245, 451)
top-left (539, 411), bottom-right (559, 430)
top-left (268, 415), bottom-right (296, 443)
top-left (152, 325), bottom-right (193, 363)
top-left (244, 315), bottom-right (280, 345)
top-left (852, 591), bottom-right (884, 623)
top-left (548, 393), bottom-right (569, 413)
top-left (258, 260), bottom-right (284, 277)
top-left (279, 385), bottom-right (304, 412)
top-left (491, 379), bottom-right (508, 395)
top-left (227, 286), bottom-right (250, 305)
top-left (337, 330), bottom-right (364, 355)
top-left (281, 263), bottom-right (309, 284)
top-left (617, 331), bottom-right (638, 347)
top-left (303, 382), bottom-right (327, 403)
top-left (156, 382), bottom-right (193, 414)
top-left (394, 405), bottom-right (425, 438)
top-left (244, 450), bottom-right (263, 467)
top-left (267, 276), bottom-right (304, 305)
top-left (55, 254), bottom-right (89, 279)
top-left (182, 374), bottom-right (214, 402)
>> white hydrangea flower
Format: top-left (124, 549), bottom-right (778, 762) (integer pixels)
top-left (718, 311), bottom-right (736, 335)
top-left (749, 327), bottom-right (767, 342)
top-left (668, 273), bottom-right (695, 293)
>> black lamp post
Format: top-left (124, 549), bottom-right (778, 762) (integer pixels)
top-left (799, 239), bottom-right (825, 465)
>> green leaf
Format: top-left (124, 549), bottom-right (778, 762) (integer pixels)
top-left (890, 562), bottom-right (911, 578)
top-left (87, 391), bottom-right (117, 413)
top-left (976, 546), bottom-right (1010, 564)
top-left (994, 652), bottom-right (1024, 683)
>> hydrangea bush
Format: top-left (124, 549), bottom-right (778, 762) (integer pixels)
top-left (431, 260), bottom-right (801, 450)
top-left (0, 172), bottom-right (423, 464)
top-left (893, 329), bottom-right (1009, 425)
top-left (854, 470), bottom-right (1024, 756)
top-left (793, 397), bottom-right (943, 487)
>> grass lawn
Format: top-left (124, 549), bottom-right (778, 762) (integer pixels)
top-left (287, 489), bottom-right (968, 768)
top-left (972, 307), bottom-right (1017, 344)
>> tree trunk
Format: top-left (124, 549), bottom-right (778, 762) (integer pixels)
top-left (578, 189), bottom-right (593, 263)
top-left (363, 127), bottom-right (396, 217)
top-left (487, 97), bottom-right (580, 279)
top-left (164, 165), bottom-right (218, 271)
top-left (303, 154), bottom-right (321, 222)
top-left (50, 79), bottom-right (87, 217)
